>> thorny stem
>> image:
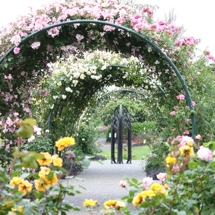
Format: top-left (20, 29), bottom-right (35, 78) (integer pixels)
top-left (169, 173), bottom-right (182, 214)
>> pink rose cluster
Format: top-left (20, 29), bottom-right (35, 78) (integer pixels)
top-left (204, 50), bottom-right (215, 62)
top-left (142, 177), bottom-right (153, 186)
top-left (197, 146), bottom-right (213, 162)
top-left (156, 172), bottom-right (167, 181)
top-left (175, 36), bottom-right (198, 47)
top-left (170, 135), bottom-right (194, 149)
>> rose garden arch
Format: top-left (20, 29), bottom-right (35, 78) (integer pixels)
top-left (0, 19), bottom-right (196, 140)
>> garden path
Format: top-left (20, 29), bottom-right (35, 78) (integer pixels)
top-left (64, 159), bottom-right (146, 214)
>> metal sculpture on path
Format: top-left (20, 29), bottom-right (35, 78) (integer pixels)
top-left (111, 104), bottom-right (131, 164)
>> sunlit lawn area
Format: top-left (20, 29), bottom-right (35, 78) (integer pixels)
top-left (98, 145), bottom-right (151, 160)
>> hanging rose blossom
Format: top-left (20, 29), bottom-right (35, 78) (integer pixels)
top-left (170, 111), bottom-right (176, 116)
top-left (176, 94), bottom-right (185, 100)
top-left (183, 130), bottom-right (190, 135)
top-left (31, 42), bottom-right (41, 49)
top-left (13, 47), bottom-right (20, 54)
top-left (197, 146), bottom-right (213, 162)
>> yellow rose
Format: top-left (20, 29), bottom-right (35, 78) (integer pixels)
top-left (115, 201), bottom-right (126, 210)
top-left (83, 199), bottom-right (98, 207)
top-left (179, 145), bottom-right (194, 157)
top-left (44, 173), bottom-right (58, 186)
top-left (35, 179), bottom-right (48, 192)
top-left (52, 154), bottom-right (63, 167)
top-left (18, 180), bottom-right (32, 195)
top-left (38, 167), bottom-right (51, 179)
top-left (103, 200), bottom-right (117, 207)
top-left (165, 156), bottom-right (177, 168)
top-left (37, 152), bottom-right (52, 166)
top-left (140, 190), bottom-right (155, 198)
top-left (150, 183), bottom-right (167, 196)
top-left (12, 206), bottom-right (24, 213)
top-left (10, 177), bottom-right (24, 186)
top-left (55, 137), bottom-right (75, 151)
top-left (132, 193), bottom-right (144, 206)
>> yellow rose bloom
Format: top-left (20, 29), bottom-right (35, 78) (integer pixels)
top-left (55, 137), bottom-right (76, 151)
top-left (132, 193), bottom-right (144, 206)
top-left (44, 173), bottom-right (58, 186)
top-left (37, 152), bottom-right (52, 166)
top-left (10, 177), bottom-right (24, 186)
top-left (164, 184), bottom-right (168, 189)
top-left (103, 200), bottom-right (117, 207)
top-left (115, 201), bottom-right (126, 210)
top-left (12, 206), bottom-right (24, 213)
top-left (39, 167), bottom-right (51, 179)
top-left (150, 183), bottom-right (167, 196)
top-left (52, 154), bottom-right (63, 167)
top-left (83, 199), bottom-right (98, 207)
top-left (35, 179), bottom-right (48, 192)
top-left (165, 156), bottom-right (177, 168)
top-left (179, 145), bottom-right (194, 157)
top-left (18, 180), bottom-right (32, 195)
top-left (140, 190), bottom-right (155, 198)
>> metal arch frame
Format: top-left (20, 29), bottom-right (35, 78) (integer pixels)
top-left (98, 89), bottom-right (149, 101)
top-left (0, 19), bottom-right (196, 137)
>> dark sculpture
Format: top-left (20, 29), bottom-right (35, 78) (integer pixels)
top-left (111, 104), bottom-right (132, 164)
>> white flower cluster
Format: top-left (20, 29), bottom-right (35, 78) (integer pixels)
top-left (50, 50), bottom-right (150, 99)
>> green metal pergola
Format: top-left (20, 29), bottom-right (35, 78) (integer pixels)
top-left (0, 20), bottom-right (196, 137)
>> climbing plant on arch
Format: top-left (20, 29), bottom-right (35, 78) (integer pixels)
top-left (1, 0), bottom-right (215, 143)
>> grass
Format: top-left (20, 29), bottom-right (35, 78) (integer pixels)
top-left (97, 145), bottom-right (151, 160)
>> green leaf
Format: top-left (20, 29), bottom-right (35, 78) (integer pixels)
top-left (16, 124), bottom-right (34, 138)
top-left (33, 190), bottom-right (45, 199)
top-left (188, 161), bottom-right (199, 169)
top-left (81, 158), bottom-right (90, 169)
top-left (22, 118), bottom-right (37, 126)
top-left (131, 178), bottom-right (138, 183)
top-left (20, 173), bottom-right (30, 179)
top-left (203, 141), bottom-right (215, 151)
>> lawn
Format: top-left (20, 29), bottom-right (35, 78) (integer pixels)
top-left (97, 145), bottom-right (151, 160)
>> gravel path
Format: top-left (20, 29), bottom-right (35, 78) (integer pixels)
top-left (64, 160), bottom-right (146, 215)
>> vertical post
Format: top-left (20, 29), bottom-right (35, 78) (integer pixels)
top-left (111, 114), bottom-right (116, 163)
top-left (127, 120), bottom-right (132, 163)
top-left (117, 105), bottom-right (123, 163)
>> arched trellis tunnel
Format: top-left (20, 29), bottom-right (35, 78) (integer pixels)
top-left (0, 20), bottom-right (196, 138)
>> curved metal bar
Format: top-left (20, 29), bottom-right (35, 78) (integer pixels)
top-left (0, 19), bottom-right (195, 137)
top-left (98, 89), bottom-right (148, 100)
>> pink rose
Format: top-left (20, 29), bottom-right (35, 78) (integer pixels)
top-left (119, 180), bottom-right (126, 188)
top-left (197, 146), bottom-right (213, 162)
top-left (13, 47), bottom-right (20, 54)
top-left (173, 165), bottom-right (180, 172)
top-left (174, 106), bottom-right (179, 110)
top-left (176, 135), bottom-right (183, 142)
top-left (195, 134), bottom-right (202, 140)
top-left (176, 94), bottom-right (185, 100)
top-left (192, 101), bottom-right (196, 106)
top-left (170, 111), bottom-right (176, 116)
top-left (156, 173), bottom-right (167, 181)
top-left (142, 177), bottom-right (153, 186)
top-left (183, 130), bottom-right (190, 135)
top-left (178, 136), bottom-right (194, 148)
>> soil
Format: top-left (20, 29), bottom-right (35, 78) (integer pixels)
top-left (63, 155), bottom-right (107, 177)
top-left (145, 166), bottom-right (166, 180)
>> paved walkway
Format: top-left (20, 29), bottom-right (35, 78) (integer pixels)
top-left (64, 160), bottom-right (146, 215)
